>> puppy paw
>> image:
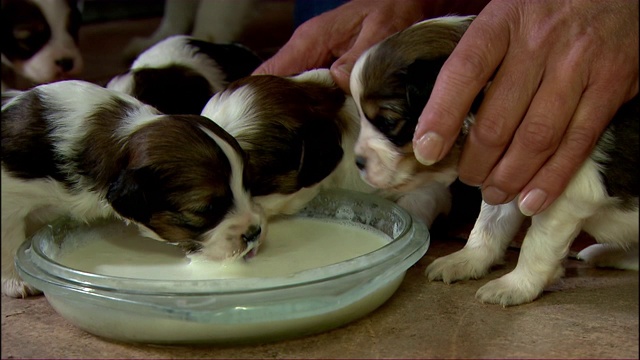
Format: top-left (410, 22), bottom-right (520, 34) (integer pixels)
top-left (475, 273), bottom-right (542, 306)
top-left (2, 278), bottom-right (41, 298)
top-left (577, 244), bottom-right (639, 271)
top-left (425, 248), bottom-right (493, 283)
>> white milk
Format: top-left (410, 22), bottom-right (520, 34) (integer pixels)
top-left (58, 217), bottom-right (390, 279)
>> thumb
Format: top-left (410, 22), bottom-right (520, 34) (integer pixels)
top-left (330, 52), bottom-right (359, 93)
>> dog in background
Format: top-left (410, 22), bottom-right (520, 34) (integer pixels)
top-left (1, 0), bottom-right (83, 91)
top-left (350, 15), bottom-right (639, 306)
top-left (107, 35), bottom-right (262, 115)
top-left (122, 0), bottom-right (257, 62)
top-left (2, 80), bottom-right (265, 298)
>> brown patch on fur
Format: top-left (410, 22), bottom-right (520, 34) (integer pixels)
top-left (109, 115), bottom-right (245, 242)
top-left (223, 75), bottom-right (348, 196)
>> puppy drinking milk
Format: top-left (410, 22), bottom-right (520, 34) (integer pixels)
top-left (201, 69), bottom-right (451, 226)
top-left (2, 80), bottom-right (265, 298)
top-left (350, 15), bottom-right (639, 306)
top-left (1, 0), bottom-right (83, 91)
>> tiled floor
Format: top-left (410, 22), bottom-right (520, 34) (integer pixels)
top-left (2, 4), bottom-right (638, 359)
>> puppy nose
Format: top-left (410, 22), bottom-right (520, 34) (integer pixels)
top-left (355, 156), bottom-right (367, 170)
top-left (242, 225), bottom-right (262, 244)
top-left (55, 58), bottom-right (75, 72)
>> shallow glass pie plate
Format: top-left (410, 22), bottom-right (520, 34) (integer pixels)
top-left (15, 189), bottom-right (429, 345)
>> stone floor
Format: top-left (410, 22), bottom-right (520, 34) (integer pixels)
top-left (2, 2), bottom-right (638, 359)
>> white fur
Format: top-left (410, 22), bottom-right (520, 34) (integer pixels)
top-left (107, 35), bottom-right (228, 94)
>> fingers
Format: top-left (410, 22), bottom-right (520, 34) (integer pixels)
top-left (329, 20), bottom-right (398, 93)
top-left (517, 90), bottom-right (621, 216)
top-left (470, 69), bottom-right (582, 205)
top-left (413, 14), bottom-right (509, 166)
top-left (252, 19), bottom-right (334, 76)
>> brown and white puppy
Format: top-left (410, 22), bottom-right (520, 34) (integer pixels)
top-left (350, 15), bottom-right (639, 306)
top-left (1, 0), bottom-right (83, 91)
top-left (201, 69), bottom-right (450, 226)
top-left (107, 35), bottom-right (262, 115)
top-left (201, 69), bottom-right (370, 218)
top-left (2, 80), bottom-right (265, 298)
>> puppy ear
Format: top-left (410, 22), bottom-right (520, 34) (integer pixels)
top-left (107, 168), bottom-right (155, 223)
top-left (405, 57), bottom-right (448, 119)
top-left (297, 122), bottom-right (344, 188)
top-left (406, 57), bottom-right (486, 116)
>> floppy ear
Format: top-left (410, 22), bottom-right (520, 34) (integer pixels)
top-left (297, 121), bottom-right (344, 188)
top-left (405, 57), bottom-right (448, 119)
top-left (407, 57), bottom-right (487, 117)
top-left (106, 168), bottom-right (155, 223)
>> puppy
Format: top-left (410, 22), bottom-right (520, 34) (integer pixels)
top-left (350, 15), bottom-right (639, 306)
top-left (107, 35), bottom-right (262, 115)
top-left (123, 0), bottom-right (257, 61)
top-left (201, 69), bottom-right (368, 217)
top-left (1, 0), bottom-right (83, 91)
top-left (2, 80), bottom-right (265, 298)
top-left (201, 68), bottom-right (449, 226)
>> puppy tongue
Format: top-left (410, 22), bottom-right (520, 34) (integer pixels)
top-left (243, 246), bottom-right (259, 261)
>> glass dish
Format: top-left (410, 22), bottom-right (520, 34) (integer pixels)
top-left (15, 189), bottom-right (429, 345)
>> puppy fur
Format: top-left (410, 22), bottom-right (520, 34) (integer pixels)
top-left (350, 15), bottom-right (639, 306)
top-left (107, 35), bottom-right (262, 115)
top-left (2, 80), bottom-right (265, 298)
top-left (201, 69), bottom-right (449, 226)
top-left (1, 0), bottom-right (83, 90)
top-left (201, 69), bottom-right (367, 217)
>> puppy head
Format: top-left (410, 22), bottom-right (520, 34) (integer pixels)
top-left (107, 35), bottom-right (262, 115)
top-left (201, 69), bottom-right (348, 216)
top-left (107, 115), bottom-right (266, 261)
top-left (1, 0), bottom-right (83, 84)
top-left (350, 15), bottom-right (477, 191)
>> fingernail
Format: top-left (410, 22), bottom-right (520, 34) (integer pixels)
top-left (518, 189), bottom-right (548, 216)
top-left (482, 186), bottom-right (509, 205)
top-left (414, 132), bottom-right (444, 165)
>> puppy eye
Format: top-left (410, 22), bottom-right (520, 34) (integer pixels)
top-left (376, 112), bottom-right (406, 137)
top-left (13, 29), bottom-right (33, 41)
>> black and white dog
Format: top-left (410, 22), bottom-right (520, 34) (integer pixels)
top-left (1, 0), bottom-right (83, 91)
top-left (201, 68), bottom-right (451, 225)
top-left (107, 35), bottom-right (262, 115)
top-left (350, 15), bottom-right (639, 306)
top-left (2, 80), bottom-right (265, 298)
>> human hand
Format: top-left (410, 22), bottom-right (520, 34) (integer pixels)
top-left (253, 0), bottom-right (432, 92)
top-left (413, 0), bottom-right (639, 216)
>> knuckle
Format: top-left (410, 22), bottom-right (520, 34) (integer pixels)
top-left (563, 126), bottom-right (599, 156)
top-left (446, 49), bottom-right (492, 85)
top-left (515, 120), bottom-right (558, 153)
top-left (471, 116), bottom-right (512, 149)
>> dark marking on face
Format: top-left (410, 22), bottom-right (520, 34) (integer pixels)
top-left (358, 17), bottom-right (475, 147)
top-left (107, 115), bottom-right (246, 243)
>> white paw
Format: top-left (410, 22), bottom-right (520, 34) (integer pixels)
top-left (2, 278), bottom-right (41, 298)
top-left (577, 244), bottom-right (639, 271)
top-left (425, 248), bottom-right (494, 283)
top-left (475, 272), bottom-right (543, 306)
